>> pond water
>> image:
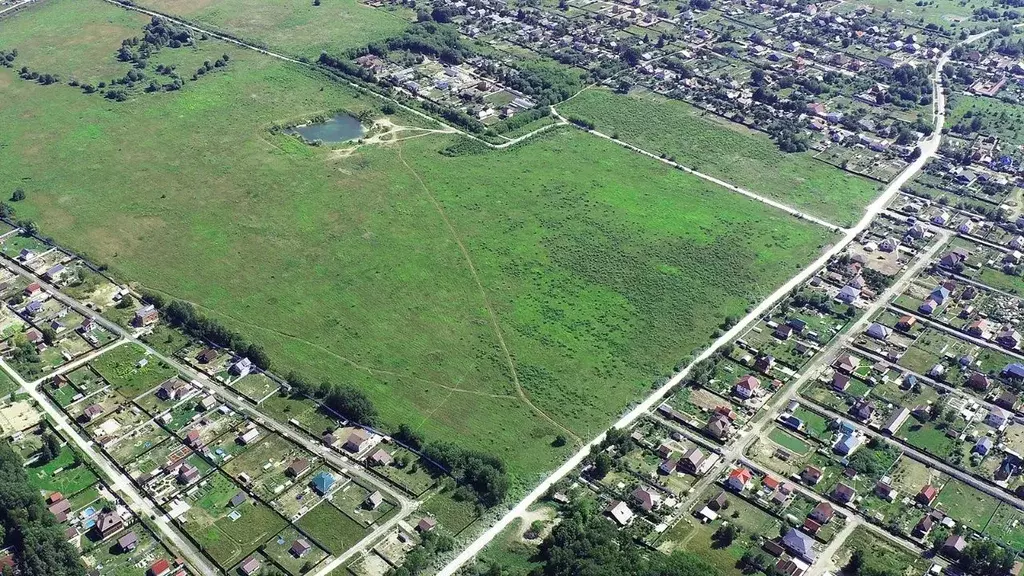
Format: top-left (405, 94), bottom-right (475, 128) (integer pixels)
top-left (284, 113), bottom-right (364, 143)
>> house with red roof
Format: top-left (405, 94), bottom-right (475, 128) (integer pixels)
top-left (726, 467), bottom-right (753, 492)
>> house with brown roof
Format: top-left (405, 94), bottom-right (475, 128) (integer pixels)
top-left (917, 485), bottom-right (938, 506)
top-left (343, 429), bottom-right (370, 453)
top-left (95, 511), bottom-right (123, 539)
top-left (286, 459), bottom-right (310, 478)
top-left (679, 447), bottom-right (705, 474)
top-left (367, 447), bottom-right (393, 467)
top-left (801, 466), bottom-right (822, 485)
top-left (706, 413), bottom-right (732, 440)
top-left (832, 483), bottom-right (855, 504)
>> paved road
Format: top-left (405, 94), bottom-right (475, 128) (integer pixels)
top-left (435, 31), bottom-right (987, 574)
top-left (0, 257), bottom-right (413, 575)
top-left (549, 109), bottom-right (847, 232)
top-left (0, 0), bottom-right (35, 17)
top-left (0, 357), bottom-right (221, 575)
top-left (797, 397), bottom-right (1024, 512)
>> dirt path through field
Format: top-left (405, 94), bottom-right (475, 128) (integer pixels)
top-left (395, 143), bottom-right (583, 446)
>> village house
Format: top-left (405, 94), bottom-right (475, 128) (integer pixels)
top-left (132, 304), bottom-right (159, 327)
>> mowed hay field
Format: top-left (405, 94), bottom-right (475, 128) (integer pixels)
top-left (559, 88), bottom-right (883, 226)
top-left (136, 0), bottom-right (412, 58)
top-left (0, 0), bottom-right (833, 482)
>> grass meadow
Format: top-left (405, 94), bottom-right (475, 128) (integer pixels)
top-left (134, 0), bottom-right (413, 58)
top-left (558, 88), bottom-right (883, 226)
top-left (0, 0), bottom-right (834, 482)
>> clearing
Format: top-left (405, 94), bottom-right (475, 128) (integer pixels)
top-left (558, 88), bottom-right (882, 226)
top-left (0, 0), bottom-right (834, 480)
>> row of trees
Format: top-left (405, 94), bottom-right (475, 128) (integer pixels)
top-left (0, 442), bottom-right (85, 576)
top-left (141, 293), bottom-right (272, 370)
top-left (531, 499), bottom-right (718, 576)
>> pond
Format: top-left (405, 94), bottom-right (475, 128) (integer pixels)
top-left (284, 113), bottom-right (364, 143)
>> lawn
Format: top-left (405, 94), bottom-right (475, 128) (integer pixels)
top-left (91, 344), bottom-right (178, 399)
top-left (135, 0), bottom-right (413, 58)
top-left (183, 471), bottom-right (288, 569)
top-left (0, 0), bottom-right (835, 480)
top-left (558, 88), bottom-right (882, 226)
top-left (836, 527), bottom-right (928, 576)
top-left (25, 445), bottom-right (98, 496)
top-left (935, 478), bottom-right (1000, 532)
top-left (420, 489), bottom-right (481, 535)
top-left (768, 427), bottom-right (811, 455)
top-left (295, 501), bottom-right (370, 554)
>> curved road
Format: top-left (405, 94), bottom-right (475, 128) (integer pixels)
top-left (434, 28), bottom-right (1000, 576)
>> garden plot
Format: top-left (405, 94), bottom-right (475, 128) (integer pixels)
top-left (985, 503), bottom-right (1024, 551)
top-left (367, 446), bottom-right (437, 496)
top-left (25, 444), bottom-right (98, 497)
top-left (107, 419), bottom-right (172, 467)
top-left (262, 526), bottom-right (329, 576)
top-left (134, 377), bottom-right (199, 417)
top-left (261, 392), bottom-right (341, 437)
top-left (296, 499), bottom-right (371, 555)
top-left (124, 437), bottom-right (192, 482)
top-left (179, 471), bottom-right (288, 571)
top-left (833, 527), bottom-right (928, 576)
top-left (91, 343), bottom-right (179, 400)
top-left (0, 399), bottom-right (40, 437)
top-left (66, 389), bottom-right (123, 424)
top-left (349, 551), bottom-right (392, 576)
top-left (230, 372), bottom-right (279, 403)
top-left (80, 520), bottom-right (170, 576)
top-left (145, 451), bottom-right (214, 505)
top-left (180, 406), bottom-right (246, 448)
top-left (86, 404), bottom-right (151, 443)
top-left (374, 528), bottom-right (418, 566)
top-left (655, 485), bottom-right (783, 575)
top-left (162, 400), bottom-right (209, 433)
top-left (222, 432), bottom-right (316, 501)
top-left (204, 422), bottom-right (270, 465)
top-left (272, 465), bottom-right (347, 520)
top-left (935, 477), bottom-right (1000, 532)
top-left (63, 364), bottom-right (109, 395)
top-left (61, 263), bottom-right (121, 309)
top-left (332, 480), bottom-right (397, 527)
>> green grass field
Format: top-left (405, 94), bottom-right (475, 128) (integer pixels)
top-left (295, 502), bottom-right (370, 554)
top-left (135, 0), bottom-right (412, 58)
top-left (91, 344), bottom-right (178, 399)
top-left (0, 0), bottom-right (834, 482)
top-left (25, 446), bottom-right (98, 496)
top-left (558, 89), bottom-right (882, 226)
top-left (0, 0), bottom-right (148, 85)
top-left (768, 427), bottom-right (810, 455)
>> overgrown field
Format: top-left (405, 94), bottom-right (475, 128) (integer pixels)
top-left (0, 0), bottom-right (834, 483)
top-left (0, 0), bottom-right (148, 84)
top-left (558, 88), bottom-right (883, 226)
top-left (135, 0), bottom-right (412, 58)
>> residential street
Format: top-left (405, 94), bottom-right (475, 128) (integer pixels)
top-left (0, 255), bottom-right (415, 576)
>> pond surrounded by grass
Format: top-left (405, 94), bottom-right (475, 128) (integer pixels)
top-left (284, 113), bottom-right (364, 143)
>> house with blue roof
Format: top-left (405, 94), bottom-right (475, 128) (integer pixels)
top-left (781, 528), bottom-right (816, 562)
top-left (837, 420), bottom-right (855, 434)
top-left (1004, 363), bottom-right (1024, 380)
top-left (974, 437), bottom-right (993, 456)
top-left (930, 286), bottom-right (950, 304)
top-left (833, 433), bottom-right (862, 456)
top-left (311, 471), bottom-right (335, 495)
top-left (782, 415), bottom-right (804, 431)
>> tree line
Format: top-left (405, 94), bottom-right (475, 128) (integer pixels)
top-left (140, 292), bottom-right (272, 370)
top-left (0, 441), bottom-right (85, 576)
